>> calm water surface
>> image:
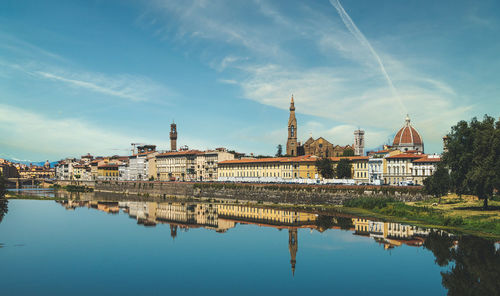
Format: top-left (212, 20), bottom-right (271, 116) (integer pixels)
top-left (0, 191), bottom-right (499, 296)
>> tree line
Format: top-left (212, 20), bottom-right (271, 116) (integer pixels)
top-left (425, 115), bottom-right (500, 209)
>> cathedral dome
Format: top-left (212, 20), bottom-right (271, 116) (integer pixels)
top-left (392, 115), bottom-right (424, 152)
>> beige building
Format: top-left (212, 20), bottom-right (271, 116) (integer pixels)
top-left (155, 150), bottom-right (201, 181)
top-left (217, 155), bottom-right (320, 181)
top-left (384, 153), bottom-right (425, 185)
top-left (194, 148), bottom-right (235, 181)
top-left (411, 155), bottom-right (441, 185)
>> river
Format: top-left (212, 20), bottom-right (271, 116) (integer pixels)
top-left (0, 189), bottom-right (499, 295)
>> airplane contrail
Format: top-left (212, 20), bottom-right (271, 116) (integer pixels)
top-left (329, 0), bottom-right (406, 113)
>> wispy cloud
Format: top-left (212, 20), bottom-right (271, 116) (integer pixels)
top-left (1, 60), bottom-right (173, 102)
top-left (140, 0), bottom-right (472, 152)
top-left (329, 0), bottom-right (405, 113)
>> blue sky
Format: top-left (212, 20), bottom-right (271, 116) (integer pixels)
top-left (1, 0), bottom-right (499, 161)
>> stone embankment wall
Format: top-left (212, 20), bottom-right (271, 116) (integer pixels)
top-left (56, 181), bottom-right (430, 205)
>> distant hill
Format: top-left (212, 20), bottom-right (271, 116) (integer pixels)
top-left (2, 159), bottom-right (58, 168)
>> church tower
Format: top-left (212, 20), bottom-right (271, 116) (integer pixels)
top-left (289, 228), bottom-right (298, 276)
top-left (286, 95), bottom-right (298, 156)
top-left (354, 129), bottom-right (365, 156)
top-left (170, 121), bottom-right (178, 151)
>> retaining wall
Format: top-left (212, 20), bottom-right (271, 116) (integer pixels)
top-left (56, 180), bottom-right (430, 205)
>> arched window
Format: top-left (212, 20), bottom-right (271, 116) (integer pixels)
top-left (290, 125), bottom-right (295, 137)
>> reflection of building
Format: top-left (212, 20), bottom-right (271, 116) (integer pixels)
top-left (217, 204), bottom-right (317, 225)
top-left (289, 229), bottom-right (298, 276)
top-left (351, 218), bottom-right (447, 250)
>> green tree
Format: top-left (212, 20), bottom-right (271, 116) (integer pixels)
top-left (336, 158), bottom-right (352, 179)
top-left (342, 149), bottom-right (354, 156)
top-left (276, 144), bottom-right (283, 157)
top-left (443, 115), bottom-right (500, 209)
top-left (315, 158), bottom-right (334, 179)
top-left (424, 164), bottom-right (451, 203)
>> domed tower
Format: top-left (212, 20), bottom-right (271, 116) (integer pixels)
top-left (392, 115), bottom-right (424, 152)
top-left (286, 95), bottom-right (298, 156)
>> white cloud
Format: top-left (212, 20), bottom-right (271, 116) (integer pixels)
top-left (0, 60), bottom-right (173, 103)
top-left (140, 1), bottom-right (473, 152)
top-left (0, 104), bottom-right (221, 160)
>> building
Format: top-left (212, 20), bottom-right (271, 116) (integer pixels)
top-left (286, 96), bottom-right (298, 156)
top-left (217, 155), bottom-right (319, 182)
top-left (97, 163), bottom-right (120, 180)
top-left (392, 115), bottom-right (424, 152)
top-left (354, 129), bottom-right (365, 156)
top-left (55, 158), bottom-right (78, 180)
top-left (170, 122), bottom-right (178, 151)
top-left (285, 95), bottom-right (354, 158)
top-left (412, 155), bottom-right (441, 185)
top-left (194, 148), bottom-right (235, 181)
top-left (73, 164), bottom-right (91, 181)
top-left (384, 152), bottom-right (425, 185)
top-left (155, 150), bottom-right (201, 181)
top-left (129, 145), bottom-right (157, 181)
top-left (368, 157), bottom-right (384, 185)
top-left (0, 159), bottom-right (19, 178)
top-left (330, 156), bottom-right (369, 183)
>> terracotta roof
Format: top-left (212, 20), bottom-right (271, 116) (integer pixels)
top-left (386, 153), bottom-right (424, 160)
top-left (157, 150), bottom-right (203, 157)
top-left (413, 156), bottom-right (441, 163)
top-left (330, 156), bottom-right (369, 162)
top-left (98, 164), bottom-right (119, 168)
top-left (393, 117), bottom-right (423, 146)
top-left (219, 155), bottom-right (318, 165)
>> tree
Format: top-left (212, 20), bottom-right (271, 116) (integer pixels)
top-left (336, 158), bottom-right (352, 179)
top-left (443, 115), bottom-right (500, 209)
top-left (342, 149), bottom-right (354, 157)
top-left (315, 158), bottom-right (334, 179)
top-left (424, 164), bottom-right (451, 203)
top-left (276, 144), bottom-right (283, 157)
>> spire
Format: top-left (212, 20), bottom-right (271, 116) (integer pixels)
top-left (405, 114), bottom-right (411, 125)
top-left (290, 94), bottom-right (295, 111)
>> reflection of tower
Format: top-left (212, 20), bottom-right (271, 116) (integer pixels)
top-left (289, 228), bottom-right (298, 276)
top-left (286, 95), bottom-right (298, 156)
top-left (170, 122), bottom-right (178, 151)
top-left (170, 224), bottom-right (178, 239)
top-left (354, 129), bottom-right (365, 156)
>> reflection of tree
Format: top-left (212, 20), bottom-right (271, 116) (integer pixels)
top-left (441, 236), bottom-right (500, 295)
top-left (423, 231), bottom-right (454, 267)
top-left (0, 174), bottom-right (7, 223)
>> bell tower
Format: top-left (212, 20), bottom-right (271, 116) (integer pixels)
top-left (289, 228), bottom-right (298, 276)
top-left (286, 95), bottom-right (298, 156)
top-left (170, 121), bottom-right (177, 151)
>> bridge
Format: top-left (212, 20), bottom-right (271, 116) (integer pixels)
top-left (6, 178), bottom-right (54, 188)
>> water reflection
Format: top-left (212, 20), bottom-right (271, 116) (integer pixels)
top-left (55, 200), bottom-right (462, 274)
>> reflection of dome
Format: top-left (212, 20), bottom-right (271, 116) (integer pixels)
top-left (44, 160), bottom-right (50, 168)
top-left (393, 115), bottom-right (424, 152)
